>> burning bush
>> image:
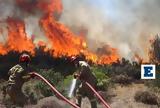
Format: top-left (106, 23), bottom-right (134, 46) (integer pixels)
top-left (0, 0), bottom-right (120, 76)
top-left (0, 48), bottom-right (77, 79)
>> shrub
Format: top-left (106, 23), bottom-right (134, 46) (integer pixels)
top-left (149, 77), bottom-right (160, 88)
top-left (63, 75), bottom-right (73, 90)
top-left (35, 69), bottom-right (65, 97)
top-left (145, 73), bottom-right (160, 93)
top-left (91, 66), bottom-right (112, 91)
top-left (23, 79), bottom-right (43, 104)
top-left (110, 59), bottom-right (141, 80)
top-left (112, 74), bottom-right (132, 85)
top-left (134, 91), bottom-right (159, 105)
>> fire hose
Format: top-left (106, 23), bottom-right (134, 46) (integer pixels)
top-left (30, 72), bottom-right (80, 108)
top-left (30, 72), bottom-right (111, 108)
top-left (85, 82), bottom-right (111, 108)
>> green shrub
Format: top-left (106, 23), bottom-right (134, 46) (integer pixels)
top-left (91, 66), bottom-right (111, 91)
top-left (35, 69), bottom-right (65, 97)
top-left (34, 66), bottom-right (113, 98)
top-left (63, 75), bottom-right (74, 97)
top-left (63, 75), bottom-right (73, 89)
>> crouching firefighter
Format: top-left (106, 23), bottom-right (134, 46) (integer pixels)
top-left (71, 56), bottom-right (98, 108)
top-left (6, 53), bottom-right (34, 107)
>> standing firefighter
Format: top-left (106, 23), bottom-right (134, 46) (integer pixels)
top-left (71, 56), bottom-right (98, 108)
top-left (6, 53), bottom-right (33, 107)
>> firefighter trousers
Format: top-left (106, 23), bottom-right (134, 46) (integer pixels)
top-left (6, 84), bottom-right (28, 107)
top-left (75, 84), bottom-right (97, 108)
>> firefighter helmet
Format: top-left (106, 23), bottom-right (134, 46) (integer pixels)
top-left (71, 56), bottom-right (77, 62)
top-left (19, 53), bottom-right (31, 63)
top-left (70, 55), bottom-right (85, 63)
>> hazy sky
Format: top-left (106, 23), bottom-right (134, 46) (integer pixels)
top-left (0, 0), bottom-right (160, 60)
top-left (61, 0), bottom-right (160, 60)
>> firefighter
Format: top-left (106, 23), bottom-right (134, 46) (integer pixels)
top-left (71, 56), bottom-right (98, 108)
top-left (6, 53), bottom-right (34, 107)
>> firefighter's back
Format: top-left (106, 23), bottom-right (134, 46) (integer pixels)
top-left (79, 61), bottom-right (97, 87)
top-left (8, 64), bottom-right (25, 88)
top-left (77, 61), bottom-right (98, 108)
top-left (6, 64), bottom-right (28, 107)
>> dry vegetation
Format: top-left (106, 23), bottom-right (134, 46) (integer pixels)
top-left (0, 49), bottom-right (160, 108)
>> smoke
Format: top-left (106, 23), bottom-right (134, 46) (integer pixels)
top-left (0, 0), bottom-right (47, 43)
top-left (60, 0), bottom-right (160, 60)
top-left (0, 0), bottom-right (160, 60)
top-left (0, 0), bottom-right (15, 20)
top-left (24, 15), bottom-right (47, 43)
top-left (0, 0), bottom-right (16, 43)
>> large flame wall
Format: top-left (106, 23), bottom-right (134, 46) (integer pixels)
top-left (0, 0), bottom-right (119, 64)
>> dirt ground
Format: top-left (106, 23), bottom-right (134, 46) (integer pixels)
top-left (110, 84), bottom-right (159, 108)
top-left (0, 83), bottom-right (159, 108)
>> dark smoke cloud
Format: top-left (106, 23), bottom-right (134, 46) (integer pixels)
top-left (60, 0), bottom-right (160, 60)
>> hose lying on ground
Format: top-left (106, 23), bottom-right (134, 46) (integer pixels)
top-left (30, 72), bottom-right (80, 108)
top-left (85, 82), bottom-right (111, 108)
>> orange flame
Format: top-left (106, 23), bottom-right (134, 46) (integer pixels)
top-left (0, 0), bottom-right (119, 65)
top-left (38, 41), bottom-right (46, 47)
top-left (0, 43), bottom-right (7, 55)
top-left (37, 40), bottom-right (49, 52)
top-left (40, 14), bottom-right (86, 57)
top-left (96, 45), bottom-right (119, 64)
top-left (6, 18), bottom-right (35, 55)
top-left (37, 0), bottom-right (63, 14)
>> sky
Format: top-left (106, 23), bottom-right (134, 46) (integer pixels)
top-left (61, 0), bottom-right (160, 60)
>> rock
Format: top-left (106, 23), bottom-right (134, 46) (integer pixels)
top-left (34, 96), bottom-right (71, 108)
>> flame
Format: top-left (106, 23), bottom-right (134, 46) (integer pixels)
top-left (40, 13), bottom-right (86, 57)
top-left (96, 45), bottom-right (119, 64)
top-left (0, 43), bottom-right (7, 55)
top-left (16, 0), bottom-right (62, 14)
top-left (38, 41), bottom-right (46, 47)
top-left (6, 18), bottom-right (35, 55)
top-left (0, 0), bottom-right (119, 65)
top-left (0, 29), bottom-right (7, 55)
top-left (37, 40), bottom-right (49, 52)
top-left (37, 0), bottom-right (63, 14)
top-left (133, 53), bottom-right (143, 63)
top-left (40, 13), bottom-right (119, 64)
top-left (83, 51), bottom-right (98, 63)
